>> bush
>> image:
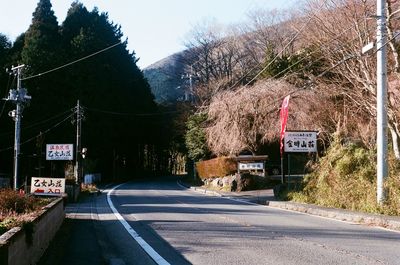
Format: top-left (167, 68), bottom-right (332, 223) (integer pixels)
top-left (0, 189), bottom-right (38, 214)
top-left (196, 157), bottom-right (237, 179)
top-left (290, 139), bottom-right (400, 215)
top-left (0, 189), bottom-right (50, 235)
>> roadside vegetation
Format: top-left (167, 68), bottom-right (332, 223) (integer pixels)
top-left (287, 139), bottom-right (400, 216)
top-left (178, 0), bottom-right (400, 215)
top-left (0, 189), bottom-right (52, 235)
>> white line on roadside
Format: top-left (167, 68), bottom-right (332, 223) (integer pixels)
top-left (107, 183), bottom-right (171, 265)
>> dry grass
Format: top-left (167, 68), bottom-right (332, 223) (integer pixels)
top-left (289, 139), bottom-right (400, 216)
top-left (0, 189), bottom-right (52, 235)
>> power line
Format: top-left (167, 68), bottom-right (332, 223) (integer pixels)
top-left (0, 109), bottom-right (72, 136)
top-left (0, 74), bottom-right (16, 119)
top-left (244, 16), bottom-right (313, 86)
top-left (0, 113), bottom-right (74, 153)
top-left (84, 106), bottom-right (179, 117)
top-left (270, 26), bottom-right (365, 82)
top-left (21, 42), bottom-right (122, 81)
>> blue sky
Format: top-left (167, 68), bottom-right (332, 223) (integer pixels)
top-left (0, 0), bottom-right (296, 68)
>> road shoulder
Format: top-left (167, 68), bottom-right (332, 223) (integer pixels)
top-left (178, 180), bottom-right (400, 232)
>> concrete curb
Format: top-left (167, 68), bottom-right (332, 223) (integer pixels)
top-left (177, 180), bottom-right (223, 197)
top-left (178, 180), bottom-right (400, 232)
top-left (266, 201), bottom-right (400, 231)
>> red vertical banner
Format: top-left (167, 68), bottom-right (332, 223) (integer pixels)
top-left (280, 95), bottom-right (290, 156)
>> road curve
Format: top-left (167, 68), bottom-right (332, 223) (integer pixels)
top-left (109, 180), bottom-right (400, 265)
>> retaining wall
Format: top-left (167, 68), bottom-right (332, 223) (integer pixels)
top-left (0, 197), bottom-right (65, 265)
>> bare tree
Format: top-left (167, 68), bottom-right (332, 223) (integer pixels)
top-left (205, 78), bottom-right (344, 155)
top-left (297, 0), bottom-right (400, 158)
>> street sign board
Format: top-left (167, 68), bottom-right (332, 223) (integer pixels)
top-left (284, 131), bottom-right (317, 153)
top-left (46, 144), bottom-right (73, 160)
top-left (30, 177), bottom-right (65, 196)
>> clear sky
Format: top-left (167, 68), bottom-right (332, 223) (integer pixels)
top-left (0, 0), bottom-right (295, 69)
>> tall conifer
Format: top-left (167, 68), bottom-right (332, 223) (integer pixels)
top-left (21, 0), bottom-right (60, 71)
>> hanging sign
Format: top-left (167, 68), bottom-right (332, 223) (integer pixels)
top-left (284, 131), bottom-right (317, 153)
top-left (46, 144), bottom-right (74, 160)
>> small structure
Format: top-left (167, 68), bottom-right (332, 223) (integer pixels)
top-left (233, 155), bottom-right (268, 177)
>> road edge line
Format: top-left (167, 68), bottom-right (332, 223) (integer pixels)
top-left (107, 183), bottom-right (171, 265)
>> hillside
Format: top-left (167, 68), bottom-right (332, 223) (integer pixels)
top-left (143, 52), bottom-right (188, 104)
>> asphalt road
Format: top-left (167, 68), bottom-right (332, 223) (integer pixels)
top-left (40, 180), bottom-right (400, 265)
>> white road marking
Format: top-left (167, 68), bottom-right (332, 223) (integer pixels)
top-left (106, 183), bottom-right (171, 265)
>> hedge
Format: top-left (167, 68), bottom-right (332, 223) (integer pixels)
top-left (196, 157), bottom-right (237, 179)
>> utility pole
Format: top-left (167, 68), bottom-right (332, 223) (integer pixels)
top-left (5, 65), bottom-right (31, 190)
top-left (376, 0), bottom-right (388, 204)
top-left (182, 65), bottom-right (194, 102)
top-left (74, 100), bottom-right (83, 184)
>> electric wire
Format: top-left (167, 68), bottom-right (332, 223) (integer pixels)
top-left (0, 108), bottom-right (73, 137)
top-left (0, 113), bottom-right (74, 152)
top-left (0, 74), bottom-right (16, 120)
top-left (21, 42), bottom-right (122, 81)
top-left (83, 106), bottom-right (179, 117)
top-left (244, 16), bottom-right (313, 87)
top-left (270, 26), bottom-right (365, 82)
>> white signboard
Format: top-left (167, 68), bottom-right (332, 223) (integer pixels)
top-left (46, 144), bottom-right (73, 160)
top-left (239, 162), bottom-right (264, 171)
top-left (30, 177), bottom-right (65, 196)
top-left (284, 131), bottom-right (317, 153)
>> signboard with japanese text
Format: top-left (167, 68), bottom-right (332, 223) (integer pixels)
top-left (239, 162), bottom-right (264, 171)
top-left (30, 177), bottom-right (65, 196)
top-left (284, 131), bottom-right (317, 153)
top-left (46, 144), bottom-right (73, 160)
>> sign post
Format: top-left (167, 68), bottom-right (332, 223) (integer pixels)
top-left (284, 131), bottom-right (318, 190)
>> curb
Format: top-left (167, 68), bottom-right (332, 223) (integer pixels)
top-left (178, 180), bottom-right (400, 232)
top-left (177, 180), bottom-right (223, 197)
top-left (266, 201), bottom-right (400, 231)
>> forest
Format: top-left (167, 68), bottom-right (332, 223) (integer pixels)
top-left (0, 0), bottom-right (170, 184)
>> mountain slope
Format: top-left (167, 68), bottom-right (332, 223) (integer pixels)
top-left (144, 51), bottom-right (188, 104)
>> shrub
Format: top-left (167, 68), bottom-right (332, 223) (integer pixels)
top-left (196, 157), bottom-right (237, 179)
top-left (291, 140), bottom-right (380, 212)
top-left (0, 189), bottom-right (38, 214)
top-left (290, 139), bottom-right (400, 215)
top-left (0, 189), bottom-right (51, 235)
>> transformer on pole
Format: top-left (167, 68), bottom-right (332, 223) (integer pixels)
top-left (5, 65), bottom-right (31, 190)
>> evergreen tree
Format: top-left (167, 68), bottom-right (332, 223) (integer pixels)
top-left (0, 33), bottom-right (11, 89)
top-left (0, 34), bottom-right (14, 175)
top-left (21, 0), bottom-right (60, 71)
top-left (58, 3), bottom-right (158, 178)
top-left (185, 113), bottom-right (210, 161)
top-left (1, 1), bottom-right (163, 179)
